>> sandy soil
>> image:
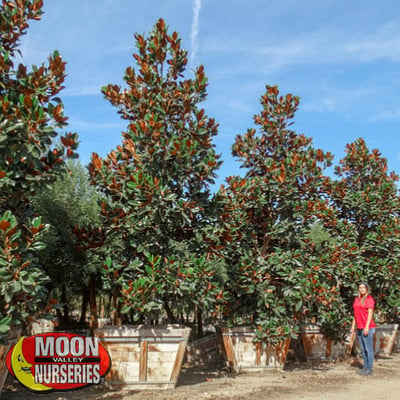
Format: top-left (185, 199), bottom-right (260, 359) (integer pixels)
top-left (2, 352), bottom-right (400, 400)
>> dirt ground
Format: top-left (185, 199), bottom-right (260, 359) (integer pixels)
top-left (2, 352), bottom-right (400, 400)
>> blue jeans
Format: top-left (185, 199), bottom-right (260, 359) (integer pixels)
top-left (357, 327), bottom-right (375, 371)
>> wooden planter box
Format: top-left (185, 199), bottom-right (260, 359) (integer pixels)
top-left (94, 325), bottom-right (191, 390)
top-left (0, 328), bottom-right (21, 395)
top-left (30, 319), bottom-right (55, 335)
top-left (300, 324), bottom-right (354, 360)
top-left (183, 332), bottom-right (224, 368)
top-left (395, 326), bottom-right (400, 352)
top-left (374, 323), bottom-right (399, 357)
top-left (217, 326), bottom-right (291, 372)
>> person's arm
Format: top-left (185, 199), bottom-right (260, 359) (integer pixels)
top-left (363, 308), bottom-right (374, 336)
top-left (351, 317), bottom-right (356, 333)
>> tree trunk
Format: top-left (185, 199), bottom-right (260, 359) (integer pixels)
top-left (197, 307), bottom-right (203, 338)
top-left (79, 287), bottom-right (89, 325)
top-left (88, 276), bottom-right (98, 329)
top-left (61, 285), bottom-right (69, 329)
top-left (56, 308), bottom-right (63, 328)
top-left (112, 286), bottom-right (122, 326)
top-left (163, 298), bottom-right (176, 323)
top-left (261, 233), bottom-right (271, 257)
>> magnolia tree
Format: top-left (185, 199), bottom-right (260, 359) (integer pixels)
top-left (0, 0), bottom-right (78, 339)
top-left (218, 85), bottom-right (352, 342)
top-left (332, 138), bottom-right (400, 322)
top-left (88, 19), bottom-right (224, 334)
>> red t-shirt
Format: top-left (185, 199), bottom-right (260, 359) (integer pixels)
top-left (353, 295), bottom-right (376, 329)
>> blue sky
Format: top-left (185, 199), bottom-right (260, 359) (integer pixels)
top-left (17, 0), bottom-right (400, 188)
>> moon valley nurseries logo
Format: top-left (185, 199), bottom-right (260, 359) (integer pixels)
top-left (5, 332), bottom-right (111, 393)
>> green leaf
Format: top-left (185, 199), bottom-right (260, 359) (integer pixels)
top-left (121, 305), bottom-right (131, 314)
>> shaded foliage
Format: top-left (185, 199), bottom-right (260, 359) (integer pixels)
top-left (32, 161), bottom-right (101, 328)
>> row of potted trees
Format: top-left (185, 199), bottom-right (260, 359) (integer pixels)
top-left (85, 19), bottom-right (400, 382)
top-left (1, 3), bottom-right (400, 390)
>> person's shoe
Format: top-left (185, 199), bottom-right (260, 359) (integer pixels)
top-left (356, 369), bottom-right (372, 376)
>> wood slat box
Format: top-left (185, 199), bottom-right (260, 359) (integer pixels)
top-left (374, 323), bottom-right (399, 357)
top-left (94, 325), bottom-right (191, 390)
top-left (218, 326), bottom-right (291, 372)
top-left (300, 324), bottom-right (354, 361)
top-left (0, 328), bottom-right (21, 395)
top-left (183, 332), bottom-right (224, 367)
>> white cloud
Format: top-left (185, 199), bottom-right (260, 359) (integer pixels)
top-left (190, 0), bottom-right (202, 67)
top-left (369, 108), bottom-right (400, 122)
top-left (64, 86), bottom-right (103, 97)
top-left (203, 20), bottom-right (400, 72)
top-left (344, 22), bottom-right (400, 63)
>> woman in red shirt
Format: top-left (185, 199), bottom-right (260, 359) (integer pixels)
top-left (351, 282), bottom-right (376, 375)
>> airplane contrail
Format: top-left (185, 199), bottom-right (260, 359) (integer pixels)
top-left (190, 0), bottom-right (202, 67)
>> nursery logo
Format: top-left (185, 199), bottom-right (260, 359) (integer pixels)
top-left (5, 332), bottom-right (111, 393)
